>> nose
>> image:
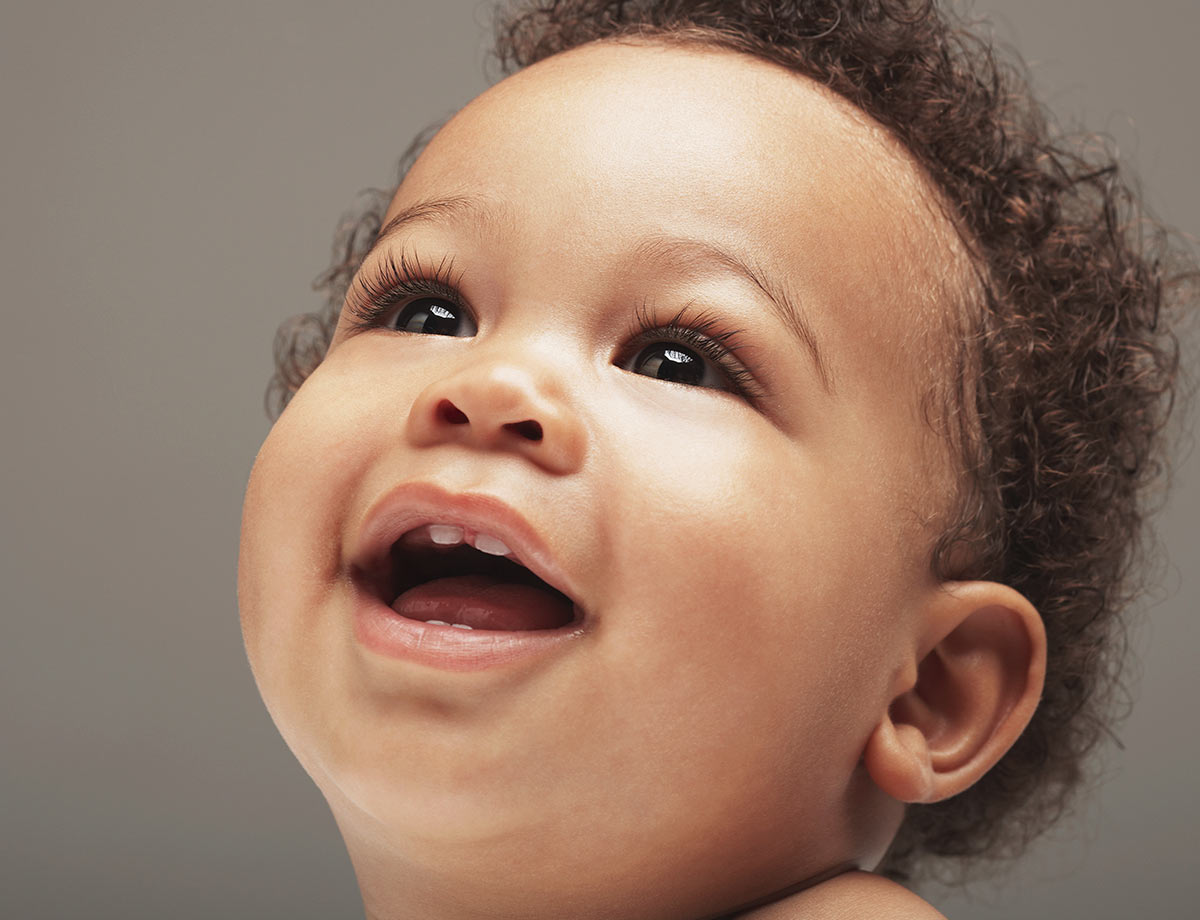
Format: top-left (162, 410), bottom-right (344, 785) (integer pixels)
top-left (405, 358), bottom-right (587, 475)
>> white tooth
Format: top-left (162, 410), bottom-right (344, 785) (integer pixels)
top-left (450, 622), bottom-right (474, 630)
top-left (426, 619), bottom-right (450, 626)
top-left (428, 524), bottom-right (465, 546)
top-left (472, 533), bottom-right (511, 556)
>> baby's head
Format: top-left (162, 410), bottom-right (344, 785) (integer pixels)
top-left (239, 1), bottom-right (1181, 915)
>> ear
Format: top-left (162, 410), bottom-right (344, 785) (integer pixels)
top-left (863, 581), bottom-right (1046, 804)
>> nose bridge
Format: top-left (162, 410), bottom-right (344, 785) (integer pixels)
top-left (477, 330), bottom-right (572, 407)
top-left (498, 359), bottom-right (553, 408)
top-left (404, 330), bottom-right (587, 475)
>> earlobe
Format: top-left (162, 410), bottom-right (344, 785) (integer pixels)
top-left (864, 581), bottom-right (1047, 804)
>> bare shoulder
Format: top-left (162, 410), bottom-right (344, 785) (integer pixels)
top-left (736, 871), bottom-right (948, 920)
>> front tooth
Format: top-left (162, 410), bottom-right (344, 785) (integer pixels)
top-left (472, 533), bottom-right (511, 556)
top-left (428, 524), bottom-right (465, 546)
top-left (450, 622), bottom-right (474, 630)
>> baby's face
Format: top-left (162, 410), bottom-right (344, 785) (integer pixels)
top-left (240, 42), bottom-right (964, 917)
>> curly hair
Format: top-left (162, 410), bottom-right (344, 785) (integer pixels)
top-left (268, 0), bottom-right (1191, 883)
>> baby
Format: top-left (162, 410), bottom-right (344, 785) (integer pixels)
top-left (238, 1), bottom-right (1186, 917)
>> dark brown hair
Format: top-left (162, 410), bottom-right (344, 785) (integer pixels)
top-left (268, 0), bottom-right (1192, 882)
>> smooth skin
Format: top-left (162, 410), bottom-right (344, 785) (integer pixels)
top-left (239, 40), bottom-right (1045, 920)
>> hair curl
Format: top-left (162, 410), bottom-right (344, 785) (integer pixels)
top-left (268, 0), bottom-right (1192, 883)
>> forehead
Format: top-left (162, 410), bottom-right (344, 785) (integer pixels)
top-left (392, 40), bottom-right (966, 405)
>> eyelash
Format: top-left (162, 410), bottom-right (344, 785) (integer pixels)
top-left (622, 301), bottom-right (765, 403)
top-left (344, 250), bottom-right (463, 328)
top-left (342, 255), bottom-right (767, 404)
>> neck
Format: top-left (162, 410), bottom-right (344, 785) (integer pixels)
top-left (332, 794), bottom-right (873, 920)
top-left (346, 832), bottom-right (858, 920)
top-left (697, 862), bottom-right (859, 920)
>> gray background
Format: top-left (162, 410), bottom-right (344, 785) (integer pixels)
top-left (2, 1), bottom-right (1195, 917)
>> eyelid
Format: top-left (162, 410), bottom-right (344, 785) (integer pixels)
top-left (621, 301), bottom-right (768, 405)
top-left (342, 250), bottom-right (470, 335)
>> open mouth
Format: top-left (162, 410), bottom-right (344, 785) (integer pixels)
top-left (366, 524), bottom-right (580, 631)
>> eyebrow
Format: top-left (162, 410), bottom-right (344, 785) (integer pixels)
top-left (368, 195), bottom-right (833, 392)
top-left (630, 235), bottom-right (833, 393)
top-left (368, 194), bottom-right (508, 258)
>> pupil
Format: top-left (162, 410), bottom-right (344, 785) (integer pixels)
top-left (639, 344), bottom-right (704, 385)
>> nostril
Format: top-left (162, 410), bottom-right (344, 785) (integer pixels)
top-left (504, 419), bottom-right (544, 442)
top-left (437, 399), bottom-right (469, 425)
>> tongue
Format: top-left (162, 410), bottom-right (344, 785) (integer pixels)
top-left (391, 574), bottom-right (574, 631)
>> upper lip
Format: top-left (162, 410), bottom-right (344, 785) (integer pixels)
top-left (349, 481), bottom-right (586, 616)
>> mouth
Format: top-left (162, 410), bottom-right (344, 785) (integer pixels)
top-left (349, 485), bottom-right (587, 638)
top-left (361, 522), bottom-right (581, 631)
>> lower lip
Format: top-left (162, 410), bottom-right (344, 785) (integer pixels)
top-left (352, 589), bottom-right (586, 672)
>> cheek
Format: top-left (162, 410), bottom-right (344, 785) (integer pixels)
top-left (237, 368), bottom-right (381, 733)
top-left (597, 410), bottom-right (900, 763)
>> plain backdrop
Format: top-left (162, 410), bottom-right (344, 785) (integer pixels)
top-left (2, 2), bottom-right (1196, 918)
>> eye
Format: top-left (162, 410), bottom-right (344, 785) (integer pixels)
top-left (392, 297), bottom-right (477, 337)
top-left (624, 342), bottom-right (727, 389)
top-left (618, 306), bottom-right (764, 402)
top-left (341, 252), bottom-right (477, 340)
